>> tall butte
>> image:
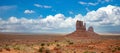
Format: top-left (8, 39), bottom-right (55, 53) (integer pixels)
top-left (67, 20), bottom-right (99, 38)
top-left (76, 20), bottom-right (86, 32)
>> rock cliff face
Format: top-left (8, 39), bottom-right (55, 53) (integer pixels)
top-left (76, 20), bottom-right (86, 31)
top-left (67, 20), bottom-right (99, 38)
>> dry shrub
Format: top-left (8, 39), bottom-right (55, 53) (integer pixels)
top-left (0, 48), bottom-right (2, 52)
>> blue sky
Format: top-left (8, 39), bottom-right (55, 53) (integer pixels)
top-left (0, 0), bottom-right (120, 34)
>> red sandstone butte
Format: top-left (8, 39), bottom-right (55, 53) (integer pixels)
top-left (67, 20), bottom-right (99, 38)
top-left (88, 26), bottom-right (94, 32)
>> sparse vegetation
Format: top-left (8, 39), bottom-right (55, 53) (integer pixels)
top-left (83, 51), bottom-right (89, 53)
top-left (54, 47), bottom-right (59, 51)
top-left (5, 47), bottom-right (11, 51)
top-left (69, 42), bottom-right (74, 45)
top-left (112, 49), bottom-right (116, 52)
top-left (45, 49), bottom-right (50, 53)
top-left (41, 43), bottom-right (45, 46)
top-left (0, 47), bottom-right (2, 52)
top-left (91, 52), bottom-right (96, 53)
top-left (14, 46), bottom-right (21, 50)
top-left (116, 46), bottom-right (120, 50)
top-left (38, 46), bottom-right (51, 53)
top-left (118, 47), bottom-right (120, 50)
top-left (56, 44), bottom-right (60, 47)
top-left (13, 45), bottom-right (25, 51)
top-left (55, 40), bottom-right (58, 42)
top-left (110, 46), bottom-right (120, 52)
top-left (83, 51), bottom-right (96, 53)
top-left (67, 40), bottom-right (74, 45)
top-left (0, 33), bottom-right (120, 53)
top-left (38, 47), bottom-right (44, 52)
top-left (47, 43), bottom-right (50, 46)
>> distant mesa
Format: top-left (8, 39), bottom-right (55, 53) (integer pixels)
top-left (67, 20), bottom-right (99, 38)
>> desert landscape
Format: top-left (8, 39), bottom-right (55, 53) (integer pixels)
top-left (0, 20), bottom-right (120, 53)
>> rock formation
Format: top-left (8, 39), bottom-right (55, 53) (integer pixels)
top-left (88, 26), bottom-right (94, 32)
top-left (76, 20), bottom-right (86, 31)
top-left (67, 20), bottom-right (99, 38)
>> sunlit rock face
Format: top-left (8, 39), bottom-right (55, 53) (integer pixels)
top-left (76, 20), bottom-right (86, 32)
top-left (67, 20), bottom-right (99, 38)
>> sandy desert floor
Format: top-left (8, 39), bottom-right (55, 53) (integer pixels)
top-left (0, 33), bottom-right (120, 53)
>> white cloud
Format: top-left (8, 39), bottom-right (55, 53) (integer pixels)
top-left (79, 0), bottom-right (112, 6)
top-left (60, 14), bottom-right (83, 28)
top-left (0, 18), bottom-right (2, 20)
top-left (38, 15), bottom-right (43, 18)
top-left (44, 5), bottom-right (52, 8)
top-left (34, 4), bottom-right (52, 8)
top-left (40, 14), bottom-right (65, 28)
top-left (97, 0), bottom-right (112, 4)
top-left (0, 14), bottom-right (83, 33)
top-left (0, 5), bottom-right (17, 14)
top-left (105, 0), bottom-right (112, 2)
top-left (79, 1), bottom-right (98, 6)
top-left (85, 5), bottom-right (120, 26)
top-left (69, 11), bottom-right (73, 14)
top-left (88, 2), bottom-right (98, 6)
top-left (34, 4), bottom-right (42, 8)
top-left (0, 5), bottom-right (120, 33)
top-left (0, 5), bottom-right (16, 10)
top-left (24, 10), bottom-right (35, 14)
top-left (9, 16), bottom-right (18, 23)
top-left (85, 8), bottom-right (90, 12)
top-left (79, 1), bottom-right (87, 5)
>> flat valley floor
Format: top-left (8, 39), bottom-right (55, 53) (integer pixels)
top-left (0, 33), bottom-right (120, 53)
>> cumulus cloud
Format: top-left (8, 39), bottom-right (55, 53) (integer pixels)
top-left (85, 5), bottom-right (120, 26)
top-left (34, 4), bottom-right (52, 8)
top-left (24, 10), bottom-right (35, 14)
top-left (0, 5), bottom-right (120, 33)
top-left (0, 17), bottom-right (41, 32)
top-left (0, 14), bottom-right (82, 33)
